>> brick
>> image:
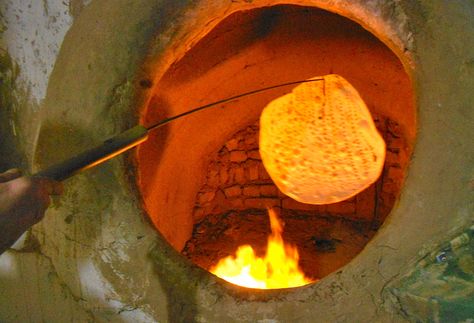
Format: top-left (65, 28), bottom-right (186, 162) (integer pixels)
top-left (234, 167), bottom-right (246, 184)
top-left (387, 137), bottom-right (405, 150)
top-left (380, 192), bottom-right (397, 207)
top-left (244, 198), bottom-right (280, 209)
top-left (248, 150), bottom-right (261, 160)
top-left (228, 198), bottom-right (245, 209)
top-left (213, 190), bottom-right (226, 206)
top-left (202, 204), bottom-right (215, 214)
top-left (387, 120), bottom-right (402, 138)
top-left (387, 167), bottom-right (404, 182)
top-left (248, 164), bottom-right (259, 181)
top-left (355, 185), bottom-right (375, 220)
top-left (382, 182), bottom-right (400, 194)
top-left (228, 168), bottom-right (236, 183)
top-left (224, 185), bottom-right (242, 198)
top-left (260, 185), bottom-right (278, 197)
top-left (230, 151), bottom-right (247, 163)
top-left (397, 149), bottom-right (409, 167)
top-left (207, 169), bottom-right (219, 187)
top-left (282, 198), bottom-right (324, 212)
top-left (243, 186), bottom-right (260, 197)
top-left (326, 201), bottom-right (356, 215)
top-left (225, 138), bottom-right (239, 151)
top-left (244, 136), bottom-right (257, 149)
top-left (385, 151), bottom-right (399, 165)
top-left (219, 150), bottom-right (230, 163)
top-left (219, 167), bottom-right (229, 185)
top-left (209, 205), bottom-right (223, 215)
top-left (198, 191), bottom-right (216, 205)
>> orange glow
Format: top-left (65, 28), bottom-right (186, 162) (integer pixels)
top-left (260, 74), bottom-right (386, 204)
top-left (210, 209), bottom-right (314, 289)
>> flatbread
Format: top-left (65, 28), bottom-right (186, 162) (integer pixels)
top-left (259, 74), bottom-right (385, 204)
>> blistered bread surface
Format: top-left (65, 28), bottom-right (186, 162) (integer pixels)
top-left (259, 74), bottom-right (386, 204)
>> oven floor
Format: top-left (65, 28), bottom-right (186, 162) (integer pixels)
top-left (183, 209), bottom-right (376, 279)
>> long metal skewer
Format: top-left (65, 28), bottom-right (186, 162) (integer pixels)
top-left (33, 78), bottom-right (323, 181)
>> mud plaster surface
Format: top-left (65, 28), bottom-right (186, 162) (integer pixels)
top-left (0, 0), bottom-right (473, 322)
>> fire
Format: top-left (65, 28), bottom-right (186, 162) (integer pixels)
top-left (210, 209), bottom-right (314, 289)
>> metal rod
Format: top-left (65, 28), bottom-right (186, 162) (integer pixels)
top-left (146, 78), bottom-right (323, 131)
top-left (34, 78), bottom-right (324, 181)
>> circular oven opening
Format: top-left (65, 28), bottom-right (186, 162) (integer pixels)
top-left (137, 5), bottom-right (415, 288)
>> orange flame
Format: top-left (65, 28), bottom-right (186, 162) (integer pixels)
top-left (210, 209), bottom-right (314, 289)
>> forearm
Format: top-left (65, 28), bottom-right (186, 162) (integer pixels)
top-left (0, 176), bottom-right (50, 255)
top-left (0, 172), bottom-right (62, 255)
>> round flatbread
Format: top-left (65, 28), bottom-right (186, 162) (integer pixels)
top-left (259, 74), bottom-right (385, 204)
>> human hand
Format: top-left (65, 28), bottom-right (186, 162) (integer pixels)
top-left (0, 169), bottom-right (62, 254)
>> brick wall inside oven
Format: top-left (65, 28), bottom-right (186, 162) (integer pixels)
top-left (193, 114), bottom-right (409, 227)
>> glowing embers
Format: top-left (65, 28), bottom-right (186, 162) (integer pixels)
top-left (260, 74), bottom-right (386, 204)
top-left (210, 208), bottom-right (314, 289)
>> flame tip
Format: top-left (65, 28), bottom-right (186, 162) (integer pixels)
top-left (210, 209), bottom-right (314, 289)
